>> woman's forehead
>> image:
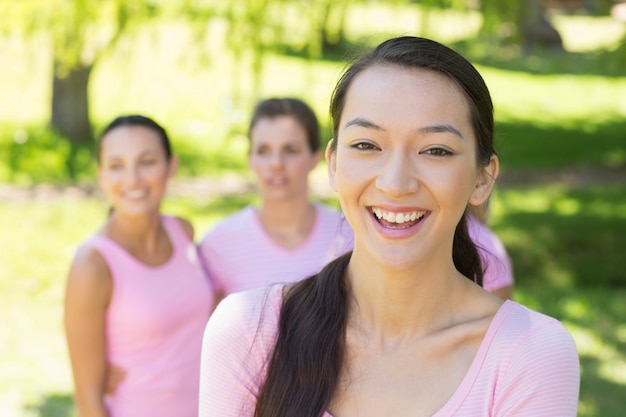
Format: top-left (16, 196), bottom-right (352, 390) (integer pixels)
top-left (339, 65), bottom-right (471, 131)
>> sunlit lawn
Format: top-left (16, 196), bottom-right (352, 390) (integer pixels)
top-left (1, 4), bottom-right (625, 417)
top-left (1, 185), bottom-right (625, 416)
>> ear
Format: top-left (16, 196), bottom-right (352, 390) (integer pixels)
top-left (325, 139), bottom-right (337, 191)
top-left (167, 155), bottom-right (179, 179)
top-left (469, 154), bottom-right (499, 206)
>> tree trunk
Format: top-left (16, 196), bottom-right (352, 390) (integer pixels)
top-left (50, 63), bottom-right (94, 145)
top-left (520, 0), bottom-right (565, 53)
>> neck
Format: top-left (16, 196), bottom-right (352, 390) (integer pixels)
top-left (346, 250), bottom-right (470, 345)
top-left (257, 199), bottom-right (316, 246)
top-left (105, 211), bottom-right (163, 250)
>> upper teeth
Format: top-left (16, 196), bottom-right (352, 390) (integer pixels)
top-left (372, 208), bottom-right (425, 224)
top-left (126, 190), bottom-right (146, 198)
top-left (268, 178), bottom-right (287, 185)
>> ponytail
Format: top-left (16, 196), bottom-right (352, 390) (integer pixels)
top-left (254, 253), bottom-right (351, 417)
top-left (254, 223), bottom-right (483, 416)
top-left (454, 212), bottom-right (484, 286)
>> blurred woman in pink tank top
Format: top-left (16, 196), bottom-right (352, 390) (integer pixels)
top-left (64, 115), bottom-right (214, 417)
top-left (199, 98), bottom-right (354, 302)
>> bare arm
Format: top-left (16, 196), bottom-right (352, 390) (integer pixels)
top-left (64, 245), bottom-right (112, 417)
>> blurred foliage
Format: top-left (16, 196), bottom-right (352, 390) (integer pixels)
top-left (0, 0), bottom-right (624, 165)
top-left (0, 0), bottom-right (164, 73)
top-left (0, 125), bottom-right (94, 185)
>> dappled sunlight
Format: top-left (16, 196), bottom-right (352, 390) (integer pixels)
top-left (491, 185), bottom-right (625, 288)
top-left (486, 69), bottom-right (626, 122)
top-left (568, 325), bottom-right (626, 386)
top-left (554, 197), bottom-right (581, 216)
top-left (1, 2), bottom-right (625, 414)
top-left (552, 14), bottom-right (626, 52)
top-left (495, 188), bottom-right (553, 213)
top-left (515, 287), bottom-right (626, 416)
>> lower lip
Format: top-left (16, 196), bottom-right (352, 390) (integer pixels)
top-left (370, 211), bottom-right (428, 239)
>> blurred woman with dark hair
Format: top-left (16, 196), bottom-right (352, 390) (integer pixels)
top-left (199, 98), bottom-right (353, 301)
top-left (64, 115), bottom-right (214, 417)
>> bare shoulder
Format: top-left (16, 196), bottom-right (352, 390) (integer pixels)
top-left (65, 243), bottom-right (112, 306)
top-left (174, 216), bottom-right (195, 241)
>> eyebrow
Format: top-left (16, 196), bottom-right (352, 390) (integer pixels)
top-left (418, 124), bottom-right (464, 139)
top-left (103, 149), bottom-right (161, 160)
top-left (344, 117), bottom-right (385, 131)
top-left (344, 117), bottom-right (464, 139)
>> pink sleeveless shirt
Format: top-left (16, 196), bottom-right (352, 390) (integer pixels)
top-left (88, 216), bottom-right (214, 417)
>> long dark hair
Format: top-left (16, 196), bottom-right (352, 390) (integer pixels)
top-left (254, 36), bottom-right (496, 417)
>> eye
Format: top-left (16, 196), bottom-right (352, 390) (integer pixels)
top-left (107, 162), bottom-right (123, 170)
top-left (140, 158), bottom-right (157, 166)
top-left (285, 146), bottom-right (301, 154)
top-left (351, 141), bottom-right (379, 151)
top-left (422, 147), bottom-right (453, 157)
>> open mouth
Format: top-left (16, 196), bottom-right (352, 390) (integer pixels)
top-left (371, 207), bottom-right (426, 229)
top-left (124, 190), bottom-right (147, 199)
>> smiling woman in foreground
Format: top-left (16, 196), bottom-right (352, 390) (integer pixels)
top-left (198, 36), bottom-right (580, 417)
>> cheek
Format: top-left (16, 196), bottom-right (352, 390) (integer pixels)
top-left (249, 155), bottom-right (267, 171)
top-left (143, 166), bottom-right (171, 184)
top-left (428, 163), bottom-right (478, 202)
top-left (100, 171), bottom-right (121, 187)
top-left (288, 155), bottom-right (314, 173)
top-left (334, 160), bottom-right (367, 200)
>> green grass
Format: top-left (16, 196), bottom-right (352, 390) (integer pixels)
top-left (1, 5), bottom-right (625, 416)
top-left (490, 184), bottom-right (626, 288)
top-left (1, 187), bottom-right (625, 416)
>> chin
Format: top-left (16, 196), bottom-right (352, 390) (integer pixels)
top-left (367, 251), bottom-right (423, 272)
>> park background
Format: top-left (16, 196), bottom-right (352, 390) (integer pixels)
top-left (1, 0), bottom-right (625, 416)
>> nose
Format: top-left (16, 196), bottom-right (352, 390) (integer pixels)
top-left (268, 151), bottom-right (284, 169)
top-left (123, 163), bottom-right (141, 183)
top-left (375, 151), bottom-right (419, 197)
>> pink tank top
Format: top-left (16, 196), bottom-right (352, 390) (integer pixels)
top-left (89, 216), bottom-right (213, 417)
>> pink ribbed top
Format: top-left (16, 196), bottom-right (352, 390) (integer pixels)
top-left (199, 204), bottom-right (353, 295)
top-left (89, 216), bottom-right (214, 417)
top-left (199, 284), bottom-right (579, 416)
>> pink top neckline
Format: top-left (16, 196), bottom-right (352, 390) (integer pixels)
top-left (95, 215), bottom-right (177, 270)
top-left (321, 300), bottom-right (514, 417)
top-left (250, 204), bottom-right (322, 254)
